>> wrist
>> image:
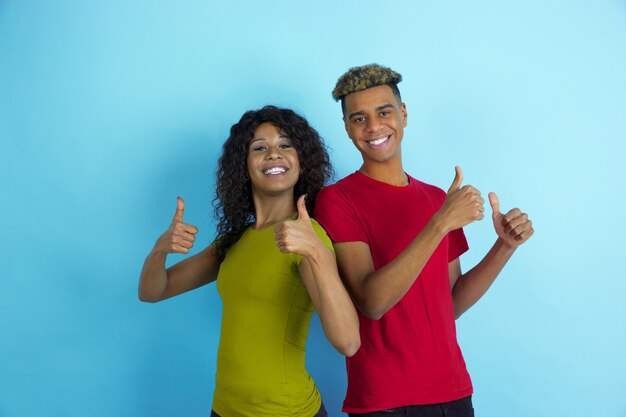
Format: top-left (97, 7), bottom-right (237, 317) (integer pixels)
top-left (430, 211), bottom-right (451, 235)
top-left (495, 237), bottom-right (518, 254)
top-left (149, 248), bottom-right (169, 262)
top-left (304, 242), bottom-right (330, 264)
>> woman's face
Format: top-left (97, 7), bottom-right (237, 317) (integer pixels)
top-left (246, 122), bottom-right (300, 197)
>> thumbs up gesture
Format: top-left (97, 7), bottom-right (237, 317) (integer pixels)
top-left (274, 195), bottom-right (321, 257)
top-left (488, 192), bottom-right (534, 248)
top-left (154, 197), bottom-right (199, 255)
top-left (437, 166), bottom-right (485, 232)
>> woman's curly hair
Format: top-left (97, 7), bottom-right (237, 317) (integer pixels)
top-left (213, 105), bottom-right (333, 258)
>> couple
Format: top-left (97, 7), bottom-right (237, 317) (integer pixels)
top-left (139, 64), bottom-right (534, 417)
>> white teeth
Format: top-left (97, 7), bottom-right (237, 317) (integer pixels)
top-left (263, 167), bottom-right (287, 175)
top-left (369, 136), bottom-right (389, 146)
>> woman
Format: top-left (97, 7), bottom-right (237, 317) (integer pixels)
top-left (138, 105), bottom-right (360, 417)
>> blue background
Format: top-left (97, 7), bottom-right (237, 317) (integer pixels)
top-left (2, 1), bottom-right (625, 416)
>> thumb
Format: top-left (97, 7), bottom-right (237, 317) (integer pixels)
top-left (447, 166), bottom-right (463, 194)
top-left (173, 196), bottom-right (185, 223)
top-left (488, 192), bottom-right (500, 218)
top-left (296, 195), bottom-right (310, 220)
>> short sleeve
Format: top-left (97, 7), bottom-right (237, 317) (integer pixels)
top-left (448, 227), bottom-right (469, 262)
top-left (314, 185), bottom-right (368, 244)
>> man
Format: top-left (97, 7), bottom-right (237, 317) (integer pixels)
top-left (315, 64), bottom-right (534, 416)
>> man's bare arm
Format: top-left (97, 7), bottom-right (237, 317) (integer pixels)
top-left (335, 167), bottom-right (484, 319)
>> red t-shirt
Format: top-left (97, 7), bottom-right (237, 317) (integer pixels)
top-left (315, 171), bottom-right (473, 413)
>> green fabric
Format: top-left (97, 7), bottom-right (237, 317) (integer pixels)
top-left (213, 219), bottom-right (332, 417)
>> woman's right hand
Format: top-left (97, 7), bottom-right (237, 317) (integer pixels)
top-left (154, 197), bottom-right (199, 255)
top-left (139, 197), bottom-right (218, 303)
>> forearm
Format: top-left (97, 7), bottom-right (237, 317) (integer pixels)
top-left (138, 250), bottom-right (169, 302)
top-left (357, 216), bottom-right (448, 318)
top-left (452, 238), bottom-right (516, 318)
top-left (304, 249), bottom-right (361, 357)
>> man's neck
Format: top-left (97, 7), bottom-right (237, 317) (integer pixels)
top-left (359, 159), bottom-right (408, 186)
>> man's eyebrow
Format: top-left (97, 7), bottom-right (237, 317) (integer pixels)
top-left (377, 104), bottom-right (394, 111)
top-left (347, 110), bottom-right (365, 119)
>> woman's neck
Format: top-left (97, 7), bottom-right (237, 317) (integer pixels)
top-left (252, 192), bottom-right (296, 229)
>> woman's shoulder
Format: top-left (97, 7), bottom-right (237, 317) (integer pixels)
top-left (308, 218), bottom-right (334, 251)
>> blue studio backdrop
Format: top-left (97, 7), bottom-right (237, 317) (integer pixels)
top-left (1, 1), bottom-right (625, 416)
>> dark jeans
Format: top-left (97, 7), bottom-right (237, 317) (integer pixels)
top-left (210, 401), bottom-right (327, 417)
top-left (348, 396), bottom-right (474, 417)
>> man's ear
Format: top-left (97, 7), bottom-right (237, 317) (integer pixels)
top-left (401, 103), bottom-right (408, 127)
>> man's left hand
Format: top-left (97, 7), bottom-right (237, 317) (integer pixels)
top-left (489, 192), bottom-right (534, 249)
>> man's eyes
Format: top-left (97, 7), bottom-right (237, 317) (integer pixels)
top-left (352, 112), bottom-right (390, 123)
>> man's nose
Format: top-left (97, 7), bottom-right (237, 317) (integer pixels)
top-left (365, 117), bottom-right (382, 132)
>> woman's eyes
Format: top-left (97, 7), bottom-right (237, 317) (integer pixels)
top-left (251, 143), bottom-right (292, 152)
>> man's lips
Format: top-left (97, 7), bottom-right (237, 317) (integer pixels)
top-left (367, 135), bottom-right (390, 147)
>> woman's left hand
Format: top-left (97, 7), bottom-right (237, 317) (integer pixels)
top-left (274, 195), bottom-right (323, 258)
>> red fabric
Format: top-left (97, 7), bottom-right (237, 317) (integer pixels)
top-left (315, 171), bottom-right (472, 413)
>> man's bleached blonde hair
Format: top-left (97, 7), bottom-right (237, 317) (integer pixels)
top-left (332, 63), bottom-right (403, 102)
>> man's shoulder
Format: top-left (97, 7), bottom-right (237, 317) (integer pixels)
top-left (315, 173), bottom-right (363, 221)
top-left (407, 174), bottom-right (446, 197)
top-left (318, 172), bottom-right (360, 199)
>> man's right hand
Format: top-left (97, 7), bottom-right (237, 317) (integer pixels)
top-left (437, 166), bottom-right (485, 232)
top-left (154, 197), bottom-right (199, 254)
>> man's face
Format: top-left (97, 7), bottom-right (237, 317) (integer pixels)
top-left (343, 84), bottom-right (407, 165)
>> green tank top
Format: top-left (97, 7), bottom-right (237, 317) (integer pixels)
top-left (213, 219), bottom-right (332, 417)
